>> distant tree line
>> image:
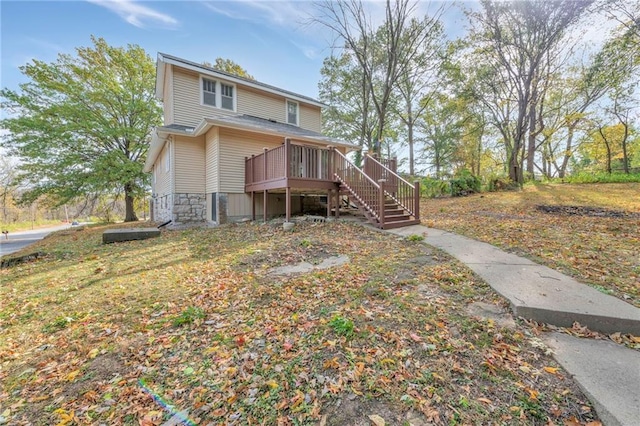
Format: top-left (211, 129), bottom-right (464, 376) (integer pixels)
top-left (316, 0), bottom-right (640, 184)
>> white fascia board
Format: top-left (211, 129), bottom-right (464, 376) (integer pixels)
top-left (143, 130), bottom-right (171, 172)
top-left (155, 56), bottom-right (166, 101)
top-left (158, 53), bottom-right (326, 109)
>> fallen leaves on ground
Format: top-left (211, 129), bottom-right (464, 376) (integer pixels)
top-left (1, 220), bottom-right (600, 424)
top-left (421, 183), bottom-right (640, 308)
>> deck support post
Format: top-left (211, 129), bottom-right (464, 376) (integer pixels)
top-left (285, 187), bottom-right (291, 223)
top-left (263, 190), bottom-right (268, 223)
top-left (335, 189), bottom-right (340, 218)
top-left (326, 189), bottom-right (331, 218)
top-left (413, 180), bottom-right (420, 221)
top-left (251, 191), bottom-right (256, 221)
top-left (378, 179), bottom-right (386, 228)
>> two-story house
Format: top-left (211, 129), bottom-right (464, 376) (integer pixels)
top-left (144, 53), bottom-right (420, 229)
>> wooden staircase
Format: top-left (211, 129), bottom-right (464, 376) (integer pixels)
top-left (341, 189), bottom-right (420, 229)
top-left (332, 150), bottom-right (421, 230)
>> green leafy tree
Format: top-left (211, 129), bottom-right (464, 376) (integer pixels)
top-left (203, 58), bottom-right (254, 80)
top-left (0, 37), bottom-right (160, 222)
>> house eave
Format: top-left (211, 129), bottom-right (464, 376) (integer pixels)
top-left (192, 117), bottom-right (359, 152)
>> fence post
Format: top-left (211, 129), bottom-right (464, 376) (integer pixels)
top-left (414, 180), bottom-right (420, 221)
top-left (378, 179), bottom-right (386, 228)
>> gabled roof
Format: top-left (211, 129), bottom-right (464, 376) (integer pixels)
top-left (156, 53), bottom-right (327, 108)
top-left (143, 114), bottom-right (358, 172)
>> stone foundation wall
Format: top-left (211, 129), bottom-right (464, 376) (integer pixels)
top-left (172, 193), bottom-right (206, 224)
top-left (152, 194), bottom-right (173, 223)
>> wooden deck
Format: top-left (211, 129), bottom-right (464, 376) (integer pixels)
top-left (245, 140), bottom-right (420, 228)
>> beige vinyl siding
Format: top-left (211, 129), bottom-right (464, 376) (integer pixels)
top-left (163, 65), bottom-right (174, 125)
top-left (205, 127), bottom-right (219, 193)
top-left (173, 69), bottom-right (236, 127)
top-left (173, 135), bottom-right (205, 193)
top-left (237, 87), bottom-right (285, 122)
top-left (171, 66), bottom-right (323, 133)
top-left (219, 128), bottom-right (283, 193)
top-left (300, 104), bottom-right (322, 133)
top-left (154, 141), bottom-right (171, 196)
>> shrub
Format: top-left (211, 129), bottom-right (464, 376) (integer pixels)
top-left (450, 170), bottom-right (481, 197)
top-left (486, 174), bottom-right (518, 192)
top-left (406, 234), bottom-right (424, 242)
top-left (555, 172), bottom-right (640, 184)
top-left (420, 177), bottom-right (450, 198)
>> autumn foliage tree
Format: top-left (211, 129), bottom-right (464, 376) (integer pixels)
top-left (0, 37), bottom-right (161, 222)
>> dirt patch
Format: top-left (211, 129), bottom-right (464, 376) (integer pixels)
top-left (322, 396), bottom-right (412, 426)
top-left (536, 205), bottom-right (640, 218)
top-left (62, 352), bottom-right (128, 401)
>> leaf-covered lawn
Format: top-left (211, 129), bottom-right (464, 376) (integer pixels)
top-left (1, 221), bottom-right (599, 425)
top-left (422, 182), bottom-right (640, 308)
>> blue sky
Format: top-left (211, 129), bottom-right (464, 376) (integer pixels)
top-left (1, 0), bottom-right (470, 100)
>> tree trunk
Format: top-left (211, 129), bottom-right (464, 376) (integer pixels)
top-left (558, 124), bottom-right (576, 179)
top-left (408, 122), bottom-right (414, 176)
top-left (124, 183), bottom-right (138, 222)
top-left (526, 96), bottom-right (537, 178)
top-left (621, 122), bottom-right (629, 174)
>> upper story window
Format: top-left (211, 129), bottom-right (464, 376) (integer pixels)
top-left (286, 100), bottom-right (299, 126)
top-left (201, 77), bottom-right (235, 111)
top-left (221, 83), bottom-right (234, 110)
top-left (203, 78), bottom-right (216, 107)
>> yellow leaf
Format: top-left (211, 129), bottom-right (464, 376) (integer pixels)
top-left (266, 379), bottom-right (279, 389)
top-left (527, 388), bottom-right (539, 400)
top-left (544, 366), bottom-right (559, 374)
top-left (65, 370), bottom-right (80, 382)
top-left (368, 414), bottom-right (386, 426)
top-left (380, 358), bottom-right (395, 366)
top-left (87, 348), bottom-right (99, 359)
top-left (431, 372), bottom-right (445, 382)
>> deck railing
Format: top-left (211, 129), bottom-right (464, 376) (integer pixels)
top-left (333, 149), bottom-right (385, 224)
top-left (246, 141), bottom-right (333, 186)
top-left (364, 154), bottom-right (398, 194)
top-left (364, 154), bottom-right (420, 220)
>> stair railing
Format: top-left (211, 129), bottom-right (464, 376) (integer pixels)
top-left (332, 148), bottom-right (386, 226)
top-left (364, 154), bottom-right (420, 220)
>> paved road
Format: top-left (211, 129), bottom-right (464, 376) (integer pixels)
top-left (0, 224), bottom-right (72, 258)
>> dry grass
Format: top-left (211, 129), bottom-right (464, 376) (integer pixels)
top-left (0, 220), bottom-right (600, 425)
top-left (422, 182), bottom-right (640, 308)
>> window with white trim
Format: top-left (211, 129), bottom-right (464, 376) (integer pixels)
top-left (221, 83), bottom-right (234, 110)
top-left (286, 100), bottom-right (299, 126)
top-left (203, 78), bottom-right (216, 107)
top-left (201, 77), bottom-right (236, 111)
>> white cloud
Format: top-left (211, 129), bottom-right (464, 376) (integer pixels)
top-left (201, 0), bottom-right (312, 28)
top-left (87, 0), bottom-right (179, 29)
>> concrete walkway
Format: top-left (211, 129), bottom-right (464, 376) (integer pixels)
top-left (387, 225), bottom-right (640, 426)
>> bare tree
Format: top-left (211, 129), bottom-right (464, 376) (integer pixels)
top-left (466, 0), bottom-right (593, 183)
top-left (314, 0), bottom-right (438, 156)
